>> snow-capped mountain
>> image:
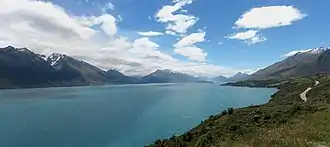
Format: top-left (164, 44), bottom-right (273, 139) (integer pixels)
top-left (0, 46), bottom-right (59, 88)
top-left (250, 47), bottom-right (330, 79)
top-left (48, 53), bottom-right (66, 66)
top-left (0, 46), bottom-right (137, 88)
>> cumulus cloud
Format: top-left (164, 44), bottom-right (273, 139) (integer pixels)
top-left (174, 32), bottom-right (207, 61)
top-left (155, 0), bottom-right (198, 34)
top-left (0, 0), bottom-right (96, 40)
top-left (0, 0), bottom-right (245, 77)
top-left (175, 32), bottom-right (205, 48)
top-left (137, 31), bottom-right (164, 36)
top-left (235, 6), bottom-right (307, 29)
top-left (226, 30), bottom-right (266, 44)
top-left (75, 14), bottom-right (117, 36)
top-left (174, 46), bottom-right (207, 62)
top-left (227, 5), bottom-right (306, 44)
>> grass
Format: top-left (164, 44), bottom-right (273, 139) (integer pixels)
top-left (147, 75), bottom-right (330, 147)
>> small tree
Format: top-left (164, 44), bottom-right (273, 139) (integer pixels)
top-left (227, 107), bottom-right (234, 115)
top-left (220, 110), bottom-right (228, 116)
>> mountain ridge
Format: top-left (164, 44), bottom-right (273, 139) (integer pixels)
top-left (249, 47), bottom-right (330, 80)
top-left (0, 46), bottom-right (218, 88)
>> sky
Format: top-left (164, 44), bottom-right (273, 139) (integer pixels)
top-left (0, 0), bottom-right (329, 77)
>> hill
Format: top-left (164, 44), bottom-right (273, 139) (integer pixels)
top-left (149, 74), bottom-right (330, 146)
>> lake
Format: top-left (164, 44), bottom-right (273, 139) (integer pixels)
top-left (0, 83), bottom-right (276, 147)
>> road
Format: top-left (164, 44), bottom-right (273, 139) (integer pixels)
top-left (300, 80), bottom-right (320, 102)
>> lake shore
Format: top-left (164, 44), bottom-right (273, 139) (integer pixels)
top-left (148, 75), bottom-right (330, 147)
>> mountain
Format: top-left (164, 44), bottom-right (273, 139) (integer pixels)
top-left (0, 46), bottom-right (60, 88)
top-left (228, 72), bottom-right (250, 81)
top-left (106, 69), bottom-right (139, 84)
top-left (47, 53), bottom-right (110, 85)
top-left (250, 47), bottom-right (330, 80)
top-left (0, 46), bottom-right (137, 89)
top-left (212, 75), bottom-right (229, 83)
top-left (141, 69), bottom-right (198, 83)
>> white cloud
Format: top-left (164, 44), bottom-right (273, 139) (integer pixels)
top-left (137, 31), bottom-right (164, 36)
top-left (227, 5), bottom-right (306, 44)
top-left (0, 0), bottom-right (96, 40)
top-left (175, 32), bottom-right (205, 48)
top-left (218, 42), bottom-right (223, 45)
top-left (0, 0), bottom-right (246, 77)
top-left (281, 49), bottom-right (313, 57)
top-left (174, 46), bottom-right (207, 62)
top-left (174, 32), bottom-right (207, 61)
top-left (246, 35), bottom-right (267, 45)
top-left (155, 0), bottom-right (198, 34)
top-left (165, 30), bottom-right (177, 35)
top-left (102, 2), bottom-right (115, 12)
top-left (227, 30), bottom-right (266, 44)
top-left (227, 30), bottom-right (258, 40)
top-left (235, 6), bottom-right (307, 29)
top-left (75, 14), bottom-right (117, 36)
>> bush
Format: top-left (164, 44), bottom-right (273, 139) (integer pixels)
top-left (221, 110), bottom-right (228, 116)
top-left (227, 108), bottom-right (234, 115)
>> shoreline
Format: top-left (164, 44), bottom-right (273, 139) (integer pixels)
top-left (149, 76), bottom-right (330, 146)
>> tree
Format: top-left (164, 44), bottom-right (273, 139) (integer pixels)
top-left (227, 108), bottom-right (234, 115)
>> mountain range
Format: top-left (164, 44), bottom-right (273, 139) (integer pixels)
top-left (0, 46), bottom-right (201, 89)
top-left (250, 47), bottom-right (330, 80)
top-left (212, 72), bottom-right (250, 83)
top-left (2, 46), bottom-right (330, 89)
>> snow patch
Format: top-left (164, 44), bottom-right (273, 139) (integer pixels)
top-left (48, 53), bottom-right (65, 66)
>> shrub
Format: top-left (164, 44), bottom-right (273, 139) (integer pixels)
top-left (227, 107), bottom-right (234, 115)
top-left (184, 131), bottom-right (193, 141)
top-left (221, 110), bottom-right (228, 116)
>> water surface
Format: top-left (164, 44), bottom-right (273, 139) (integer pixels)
top-left (0, 83), bottom-right (276, 147)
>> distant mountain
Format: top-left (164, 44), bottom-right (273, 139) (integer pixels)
top-left (250, 47), bottom-right (330, 80)
top-left (106, 69), bottom-right (138, 84)
top-left (212, 75), bottom-right (229, 83)
top-left (141, 69), bottom-right (198, 83)
top-left (228, 72), bottom-right (250, 82)
top-left (0, 46), bottom-right (137, 89)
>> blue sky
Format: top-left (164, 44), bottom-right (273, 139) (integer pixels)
top-left (0, 0), bottom-right (329, 76)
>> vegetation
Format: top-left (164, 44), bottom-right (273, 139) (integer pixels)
top-left (147, 74), bottom-right (330, 147)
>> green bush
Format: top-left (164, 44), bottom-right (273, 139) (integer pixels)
top-left (221, 110), bottom-right (228, 116)
top-left (227, 107), bottom-right (234, 115)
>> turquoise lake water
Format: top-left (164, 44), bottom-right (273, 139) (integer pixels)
top-left (0, 83), bottom-right (276, 147)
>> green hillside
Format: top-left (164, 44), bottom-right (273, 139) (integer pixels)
top-left (148, 74), bottom-right (330, 147)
